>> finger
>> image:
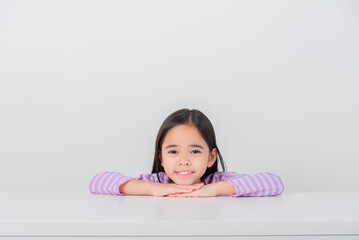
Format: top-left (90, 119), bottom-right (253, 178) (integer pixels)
top-left (167, 189), bottom-right (194, 196)
top-left (178, 182), bottom-right (204, 187)
top-left (174, 186), bottom-right (197, 192)
top-left (175, 184), bottom-right (199, 189)
top-left (176, 183), bottom-right (204, 190)
top-left (173, 193), bottom-right (194, 198)
top-left (178, 190), bottom-right (197, 196)
top-left (176, 187), bottom-right (196, 193)
top-left (171, 184), bottom-right (204, 195)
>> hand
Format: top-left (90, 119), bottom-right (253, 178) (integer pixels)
top-left (151, 182), bottom-right (205, 197)
top-left (167, 183), bottom-right (217, 198)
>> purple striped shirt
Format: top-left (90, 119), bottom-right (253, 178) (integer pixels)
top-left (89, 171), bottom-right (284, 197)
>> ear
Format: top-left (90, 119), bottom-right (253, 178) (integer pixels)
top-left (207, 148), bottom-right (218, 168)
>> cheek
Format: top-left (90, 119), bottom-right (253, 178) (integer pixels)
top-left (161, 160), bottom-right (173, 169)
top-left (193, 159), bottom-right (209, 170)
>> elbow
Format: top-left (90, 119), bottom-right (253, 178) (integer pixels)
top-left (267, 172), bottom-right (285, 196)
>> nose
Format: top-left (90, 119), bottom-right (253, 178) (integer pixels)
top-left (179, 156), bottom-right (191, 166)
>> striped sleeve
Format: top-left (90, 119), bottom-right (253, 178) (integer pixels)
top-left (206, 171), bottom-right (284, 197)
top-left (224, 172), bottom-right (284, 197)
top-left (89, 171), bottom-right (134, 195)
top-left (134, 172), bottom-right (172, 183)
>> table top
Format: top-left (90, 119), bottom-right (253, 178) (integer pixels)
top-left (0, 192), bottom-right (358, 237)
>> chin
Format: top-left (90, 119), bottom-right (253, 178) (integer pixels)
top-left (174, 179), bottom-right (196, 185)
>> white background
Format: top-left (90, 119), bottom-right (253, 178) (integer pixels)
top-left (0, 0), bottom-right (358, 193)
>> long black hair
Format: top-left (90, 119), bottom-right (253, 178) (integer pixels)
top-left (151, 108), bottom-right (226, 182)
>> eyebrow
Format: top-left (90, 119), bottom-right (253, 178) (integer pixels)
top-left (164, 144), bottom-right (204, 149)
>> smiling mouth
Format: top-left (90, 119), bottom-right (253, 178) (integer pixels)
top-left (175, 172), bottom-right (194, 178)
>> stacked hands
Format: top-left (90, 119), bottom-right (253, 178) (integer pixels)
top-left (119, 179), bottom-right (236, 197)
top-left (152, 181), bottom-right (233, 198)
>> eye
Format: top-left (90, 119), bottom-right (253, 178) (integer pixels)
top-left (191, 150), bottom-right (201, 154)
top-left (168, 150), bottom-right (177, 154)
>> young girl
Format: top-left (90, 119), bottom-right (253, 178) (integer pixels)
top-left (89, 108), bottom-right (284, 197)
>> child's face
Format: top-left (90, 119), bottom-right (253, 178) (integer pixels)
top-left (160, 124), bottom-right (218, 185)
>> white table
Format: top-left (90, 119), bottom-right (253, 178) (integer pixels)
top-left (0, 192), bottom-right (358, 239)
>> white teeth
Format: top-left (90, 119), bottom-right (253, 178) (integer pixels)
top-left (177, 172), bottom-right (192, 175)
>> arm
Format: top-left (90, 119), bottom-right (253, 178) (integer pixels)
top-left (169, 181), bottom-right (236, 197)
top-left (224, 172), bottom-right (285, 197)
top-left (213, 181), bottom-right (236, 196)
top-left (119, 179), bottom-right (159, 196)
top-left (89, 171), bottom-right (133, 195)
top-left (169, 172), bottom-right (284, 198)
top-left (89, 171), bottom-right (203, 196)
top-left (166, 180), bottom-right (236, 198)
top-left (119, 179), bottom-right (204, 196)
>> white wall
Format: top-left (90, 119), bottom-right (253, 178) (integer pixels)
top-left (0, 0), bottom-right (358, 193)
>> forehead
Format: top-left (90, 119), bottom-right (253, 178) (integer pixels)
top-left (163, 124), bottom-right (205, 144)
